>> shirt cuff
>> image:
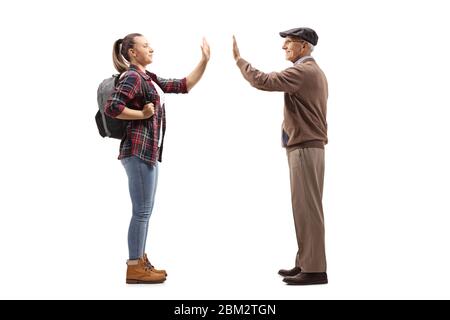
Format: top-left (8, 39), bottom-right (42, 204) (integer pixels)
top-left (181, 77), bottom-right (188, 93)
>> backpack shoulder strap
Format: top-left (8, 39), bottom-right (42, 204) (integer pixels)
top-left (138, 73), bottom-right (152, 104)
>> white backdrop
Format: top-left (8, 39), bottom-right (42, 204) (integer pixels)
top-left (1, 0), bottom-right (449, 299)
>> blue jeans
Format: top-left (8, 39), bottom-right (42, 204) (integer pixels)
top-left (121, 156), bottom-right (159, 260)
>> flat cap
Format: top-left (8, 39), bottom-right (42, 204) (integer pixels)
top-left (279, 27), bottom-right (318, 46)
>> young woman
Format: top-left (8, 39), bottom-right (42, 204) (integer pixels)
top-left (105, 33), bottom-right (210, 284)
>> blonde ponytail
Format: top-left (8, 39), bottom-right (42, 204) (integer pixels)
top-left (113, 39), bottom-right (128, 73)
top-left (112, 33), bottom-right (143, 73)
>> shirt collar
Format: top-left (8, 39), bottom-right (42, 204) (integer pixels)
top-left (294, 55), bottom-right (314, 65)
top-left (129, 64), bottom-right (151, 80)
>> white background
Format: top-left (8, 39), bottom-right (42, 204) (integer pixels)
top-left (1, 0), bottom-right (449, 299)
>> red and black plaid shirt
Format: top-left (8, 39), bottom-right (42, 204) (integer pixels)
top-left (105, 65), bottom-right (187, 165)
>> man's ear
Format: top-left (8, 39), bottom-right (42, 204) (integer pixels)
top-left (301, 42), bottom-right (308, 53)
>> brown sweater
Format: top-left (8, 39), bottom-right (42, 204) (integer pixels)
top-left (237, 57), bottom-right (328, 149)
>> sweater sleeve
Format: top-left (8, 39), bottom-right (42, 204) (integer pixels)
top-left (236, 58), bottom-right (304, 93)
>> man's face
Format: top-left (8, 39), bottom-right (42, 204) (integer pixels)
top-left (282, 36), bottom-right (305, 63)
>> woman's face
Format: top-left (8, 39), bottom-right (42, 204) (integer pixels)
top-left (129, 36), bottom-right (154, 66)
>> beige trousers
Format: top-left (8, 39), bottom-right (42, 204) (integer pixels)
top-left (287, 147), bottom-right (327, 272)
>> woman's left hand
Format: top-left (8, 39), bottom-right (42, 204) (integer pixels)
top-left (201, 37), bottom-right (210, 62)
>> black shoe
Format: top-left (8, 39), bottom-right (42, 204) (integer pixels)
top-left (278, 267), bottom-right (301, 277)
top-left (283, 272), bottom-right (328, 285)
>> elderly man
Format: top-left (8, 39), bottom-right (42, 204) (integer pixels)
top-left (233, 28), bottom-right (328, 285)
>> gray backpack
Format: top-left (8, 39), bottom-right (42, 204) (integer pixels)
top-left (95, 74), bottom-right (127, 139)
top-left (95, 72), bottom-right (152, 139)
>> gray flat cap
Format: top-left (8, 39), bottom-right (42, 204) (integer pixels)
top-left (279, 27), bottom-right (318, 46)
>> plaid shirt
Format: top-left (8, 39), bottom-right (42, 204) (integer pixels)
top-left (105, 65), bottom-right (187, 165)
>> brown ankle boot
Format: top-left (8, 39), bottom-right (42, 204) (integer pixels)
top-left (126, 257), bottom-right (166, 284)
top-left (143, 253), bottom-right (167, 276)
